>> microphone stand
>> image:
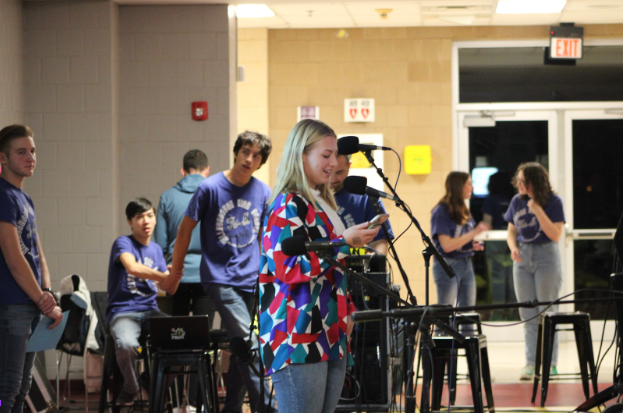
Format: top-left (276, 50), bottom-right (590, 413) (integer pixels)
top-left (362, 150), bottom-right (456, 302)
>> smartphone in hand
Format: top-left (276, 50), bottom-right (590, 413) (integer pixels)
top-left (367, 214), bottom-right (389, 229)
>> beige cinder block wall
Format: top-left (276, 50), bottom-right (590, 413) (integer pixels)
top-left (0, 0), bottom-right (23, 126)
top-left (237, 28), bottom-right (270, 185)
top-left (118, 5), bottom-right (236, 236)
top-left (267, 24), bottom-right (623, 304)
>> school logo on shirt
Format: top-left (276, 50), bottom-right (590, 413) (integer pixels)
top-left (336, 205), bottom-right (355, 228)
top-left (513, 207), bottom-right (541, 242)
top-left (127, 256), bottom-right (157, 297)
top-left (16, 203), bottom-right (38, 261)
top-left (216, 199), bottom-right (261, 248)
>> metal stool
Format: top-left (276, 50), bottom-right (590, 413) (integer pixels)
top-left (532, 312), bottom-right (598, 406)
top-left (448, 313), bottom-right (483, 405)
top-left (428, 335), bottom-right (495, 413)
top-left (149, 349), bottom-right (218, 413)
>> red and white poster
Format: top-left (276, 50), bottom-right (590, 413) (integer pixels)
top-left (344, 99), bottom-right (375, 123)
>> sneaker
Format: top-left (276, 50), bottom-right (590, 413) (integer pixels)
top-left (520, 365), bottom-right (534, 381)
top-left (550, 365), bottom-right (558, 375)
top-left (116, 390), bottom-right (137, 406)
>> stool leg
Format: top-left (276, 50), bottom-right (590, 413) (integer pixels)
top-left (479, 340), bottom-right (495, 411)
top-left (197, 356), bottom-right (211, 413)
top-left (574, 324), bottom-right (591, 400)
top-left (450, 348), bottom-right (458, 405)
top-left (532, 318), bottom-right (543, 403)
top-left (540, 318), bottom-right (554, 407)
top-left (431, 347), bottom-right (445, 410)
top-left (465, 340), bottom-right (484, 413)
top-left (582, 318), bottom-right (599, 396)
top-left (149, 354), bottom-right (166, 413)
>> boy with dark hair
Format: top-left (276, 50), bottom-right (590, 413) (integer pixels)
top-left (0, 124), bottom-right (63, 413)
top-left (154, 149), bottom-right (214, 409)
top-left (171, 132), bottom-right (275, 413)
top-left (107, 198), bottom-right (182, 405)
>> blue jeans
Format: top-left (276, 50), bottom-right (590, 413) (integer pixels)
top-left (271, 358), bottom-right (347, 413)
top-left (0, 304), bottom-right (41, 413)
top-left (208, 284), bottom-right (274, 413)
top-left (433, 257), bottom-right (476, 308)
top-left (110, 309), bottom-right (166, 394)
top-left (513, 242), bottom-right (563, 366)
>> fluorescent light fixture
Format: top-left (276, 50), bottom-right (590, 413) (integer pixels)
top-left (236, 4), bottom-right (275, 18)
top-left (496, 0), bottom-right (566, 14)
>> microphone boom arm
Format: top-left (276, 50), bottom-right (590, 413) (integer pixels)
top-left (363, 150), bottom-right (456, 282)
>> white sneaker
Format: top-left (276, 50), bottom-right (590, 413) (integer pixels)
top-left (520, 365), bottom-right (534, 381)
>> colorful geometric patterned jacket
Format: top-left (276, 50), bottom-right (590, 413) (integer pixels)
top-left (259, 192), bottom-right (357, 375)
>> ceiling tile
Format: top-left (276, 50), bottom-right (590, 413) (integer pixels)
top-left (490, 13), bottom-right (562, 25)
top-left (352, 14), bottom-right (423, 27)
top-left (562, 0), bottom-right (623, 12)
top-left (560, 10), bottom-right (623, 24)
top-left (238, 16), bottom-right (290, 28)
top-left (280, 14), bottom-right (356, 28)
top-left (344, 2), bottom-right (421, 15)
top-left (270, 3), bottom-right (349, 16)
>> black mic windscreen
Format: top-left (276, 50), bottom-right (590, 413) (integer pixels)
top-left (281, 236), bottom-right (308, 256)
top-left (343, 176), bottom-right (368, 196)
top-left (337, 136), bottom-right (360, 155)
top-left (229, 336), bottom-right (250, 359)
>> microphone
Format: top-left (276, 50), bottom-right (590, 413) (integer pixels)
top-left (337, 136), bottom-right (391, 155)
top-left (343, 176), bottom-right (401, 202)
top-left (230, 336), bottom-right (256, 365)
top-left (281, 236), bottom-right (348, 256)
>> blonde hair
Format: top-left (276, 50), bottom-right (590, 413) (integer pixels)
top-left (271, 119), bottom-right (337, 210)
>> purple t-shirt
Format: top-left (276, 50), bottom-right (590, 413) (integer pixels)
top-left (185, 172), bottom-right (271, 292)
top-left (106, 235), bottom-right (167, 322)
top-left (431, 203), bottom-right (476, 259)
top-left (504, 194), bottom-right (565, 244)
top-left (0, 178), bottom-right (41, 306)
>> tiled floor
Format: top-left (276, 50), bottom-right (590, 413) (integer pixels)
top-left (54, 341), bottom-right (621, 412)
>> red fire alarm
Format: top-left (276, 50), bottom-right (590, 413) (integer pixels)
top-left (192, 101), bottom-right (208, 121)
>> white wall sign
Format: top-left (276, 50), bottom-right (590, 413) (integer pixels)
top-left (344, 98), bottom-right (375, 123)
top-left (550, 37), bottom-right (582, 59)
top-left (337, 133), bottom-right (384, 191)
top-left (297, 106), bottom-right (320, 121)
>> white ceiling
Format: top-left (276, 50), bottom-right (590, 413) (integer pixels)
top-left (115, 0), bottom-right (623, 29)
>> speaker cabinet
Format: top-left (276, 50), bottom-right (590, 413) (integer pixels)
top-left (336, 272), bottom-right (391, 412)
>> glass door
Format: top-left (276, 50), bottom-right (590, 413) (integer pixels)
top-left (456, 111), bottom-right (559, 341)
top-left (564, 110), bottom-right (623, 339)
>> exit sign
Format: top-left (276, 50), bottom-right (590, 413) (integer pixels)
top-left (549, 24), bottom-right (583, 59)
top-left (550, 37), bottom-right (582, 59)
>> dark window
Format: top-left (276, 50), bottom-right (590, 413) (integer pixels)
top-left (573, 119), bottom-right (623, 229)
top-left (459, 47), bottom-right (623, 103)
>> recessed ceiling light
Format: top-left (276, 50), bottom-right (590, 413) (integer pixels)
top-left (236, 4), bottom-right (275, 18)
top-left (496, 0), bottom-right (566, 14)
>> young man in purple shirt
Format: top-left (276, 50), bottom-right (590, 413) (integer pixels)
top-left (330, 154), bottom-right (394, 254)
top-left (107, 198), bottom-right (182, 405)
top-left (0, 125), bottom-right (63, 413)
top-left (171, 131), bottom-right (274, 413)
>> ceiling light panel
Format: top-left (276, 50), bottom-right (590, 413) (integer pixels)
top-left (236, 4), bottom-right (275, 18)
top-left (270, 3), bottom-right (349, 16)
top-left (496, 0), bottom-right (566, 14)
